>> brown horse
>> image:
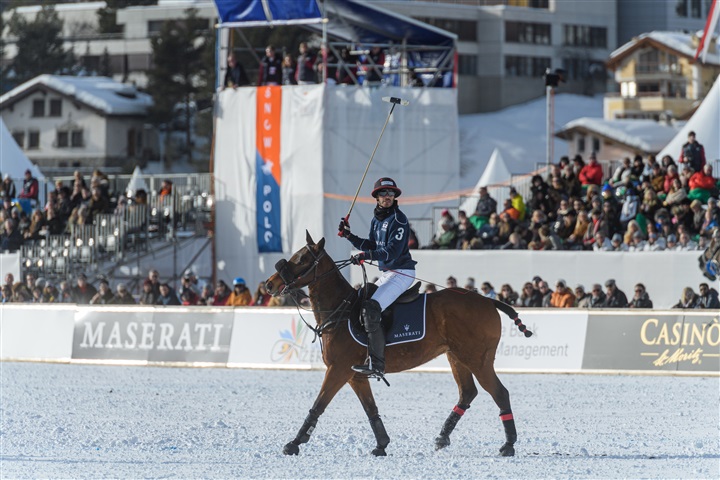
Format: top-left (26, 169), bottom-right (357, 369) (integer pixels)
top-left (265, 232), bottom-right (532, 457)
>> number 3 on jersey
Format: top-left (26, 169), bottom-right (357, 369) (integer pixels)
top-left (395, 227), bottom-right (404, 240)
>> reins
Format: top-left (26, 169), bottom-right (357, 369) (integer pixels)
top-left (281, 256), bottom-right (362, 350)
top-left (359, 259), bottom-right (474, 295)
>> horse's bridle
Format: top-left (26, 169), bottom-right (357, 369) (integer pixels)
top-left (274, 244), bottom-right (333, 295)
top-left (273, 244), bottom-right (359, 344)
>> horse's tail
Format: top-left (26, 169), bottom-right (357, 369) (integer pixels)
top-left (491, 299), bottom-right (532, 338)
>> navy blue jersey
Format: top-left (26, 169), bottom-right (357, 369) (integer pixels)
top-left (347, 206), bottom-right (416, 271)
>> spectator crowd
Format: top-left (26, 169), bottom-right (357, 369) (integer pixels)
top-left (435, 275), bottom-right (720, 310)
top-left (0, 169), bottom-right (150, 252)
top-left (424, 137), bottom-right (718, 253)
top-left (224, 42), bottom-right (443, 89)
top-left (0, 169), bottom-right (181, 255)
top-left (1, 270), bottom-right (290, 307)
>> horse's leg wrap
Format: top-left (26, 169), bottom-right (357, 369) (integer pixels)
top-left (498, 409), bottom-right (516, 457)
top-left (435, 404), bottom-right (470, 450)
top-left (283, 409), bottom-right (319, 455)
top-left (369, 414), bottom-right (390, 456)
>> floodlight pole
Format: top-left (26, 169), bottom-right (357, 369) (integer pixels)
top-left (546, 84), bottom-right (554, 169)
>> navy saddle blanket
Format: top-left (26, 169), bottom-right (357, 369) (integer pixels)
top-left (348, 294), bottom-right (427, 347)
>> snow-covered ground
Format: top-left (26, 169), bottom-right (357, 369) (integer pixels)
top-left (458, 94), bottom-right (604, 189)
top-left (1, 363), bottom-right (718, 479)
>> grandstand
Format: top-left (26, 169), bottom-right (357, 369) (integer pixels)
top-left (18, 173), bottom-right (213, 292)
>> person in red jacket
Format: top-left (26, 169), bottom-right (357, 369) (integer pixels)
top-left (18, 169), bottom-right (39, 202)
top-left (689, 164), bottom-right (716, 191)
top-left (578, 153), bottom-right (603, 186)
top-left (663, 165), bottom-right (679, 194)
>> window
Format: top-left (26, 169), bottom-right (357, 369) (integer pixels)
top-left (148, 20), bottom-right (165, 36)
top-left (676, 0), bottom-right (688, 17)
top-left (505, 55), bottom-right (551, 77)
top-left (49, 99), bottom-right (62, 117)
top-left (28, 131), bottom-right (40, 149)
top-left (148, 18), bottom-right (207, 37)
top-left (458, 54), bottom-right (478, 75)
top-left (505, 21), bottom-right (551, 44)
top-left (508, 0), bottom-right (549, 7)
top-left (57, 129), bottom-right (83, 148)
top-left (577, 136), bottom-right (586, 153)
top-left (691, 0), bottom-right (702, 17)
top-left (11, 131), bottom-right (24, 148)
top-left (32, 99), bottom-right (44, 117)
top-left (563, 25), bottom-right (607, 48)
top-left (562, 58), bottom-right (606, 81)
top-left (71, 130), bottom-right (83, 148)
top-left (57, 131), bottom-right (69, 148)
top-left (414, 17), bottom-right (477, 42)
top-left (638, 83), bottom-right (660, 93)
top-left (637, 50), bottom-right (659, 74)
top-left (592, 137), bottom-right (600, 153)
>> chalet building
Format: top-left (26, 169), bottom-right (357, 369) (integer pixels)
top-left (0, 75), bottom-right (156, 174)
top-left (604, 31), bottom-right (720, 121)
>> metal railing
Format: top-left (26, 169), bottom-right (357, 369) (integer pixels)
top-left (20, 175), bottom-right (213, 283)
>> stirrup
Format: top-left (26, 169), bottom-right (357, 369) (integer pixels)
top-left (351, 363), bottom-right (382, 375)
top-left (351, 363), bottom-right (389, 386)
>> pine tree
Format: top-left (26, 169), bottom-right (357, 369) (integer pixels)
top-left (7, 6), bottom-right (73, 84)
top-left (146, 7), bottom-right (210, 164)
top-left (99, 47), bottom-right (112, 77)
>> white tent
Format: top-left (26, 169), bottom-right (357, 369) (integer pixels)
top-left (459, 148), bottom-right (511, 214)
top-left (658, 74), bottom-right (720, 167)
top-left (125, 165), bottom-right (149, 197)
top-left (0, 118), bottom-right (44, 184)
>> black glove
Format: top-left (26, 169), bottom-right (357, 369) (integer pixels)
top-left (350, 252), bottom-right (366, 265)
top-left (338, 217), bottom-right (351, 238)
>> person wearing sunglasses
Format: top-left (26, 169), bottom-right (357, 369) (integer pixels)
top-left (589, 283), bottom-right (607, 308)
top-left (338, 177), bottom-right (416, 377)
top-left (629, 283), bottom-right (653, 309)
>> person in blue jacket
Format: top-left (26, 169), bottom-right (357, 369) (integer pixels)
top-left (338, 177), bottom-right (416, 377)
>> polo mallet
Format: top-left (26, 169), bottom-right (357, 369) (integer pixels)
top-left (338, 96), bottom-right (410, 236)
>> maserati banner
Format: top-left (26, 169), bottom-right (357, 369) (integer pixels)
top-left (256, 86), bottom-right (282, 252)
top-left (71, 308), bottom-right (234, 363)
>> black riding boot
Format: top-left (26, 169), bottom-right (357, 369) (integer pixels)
top-left (352, 299), bottom-right (385, 376)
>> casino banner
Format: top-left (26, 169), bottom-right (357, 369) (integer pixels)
top-left (582, 311), bottom-right (720, 372)
top-left (256, 86), bottom-right (282, 252)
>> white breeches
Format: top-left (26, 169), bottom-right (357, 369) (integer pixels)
top-left (371, 269), bottom-right (416, 310)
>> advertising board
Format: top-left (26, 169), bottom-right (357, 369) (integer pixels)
top-left (582, 312), bottom-right (720, 372)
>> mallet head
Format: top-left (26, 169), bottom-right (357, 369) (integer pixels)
top-left (382, 96), bottom-right (410, 106)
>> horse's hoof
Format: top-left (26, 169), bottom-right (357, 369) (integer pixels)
top-left (499, 442), bottom-right (515, 457)
top-left (283, 442), bottom-right (300, 455)
top-left (371, 447), bottom-right (387, 457)
top-left (434, 435), bottom-right (450, 450)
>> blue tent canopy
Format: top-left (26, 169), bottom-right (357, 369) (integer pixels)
top-left (214, 0), bottom-right (323, 27)
top-left (213, 0), bottom-right (456, 47)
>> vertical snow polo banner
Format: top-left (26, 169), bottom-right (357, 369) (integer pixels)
top-left (256, 86), bottom-right (282, 252)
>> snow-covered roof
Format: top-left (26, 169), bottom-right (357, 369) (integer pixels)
top-left (0, 75), bottom-right (153, 116)
top-left (609, 31), bottom-right (720, 66)
top-left (555, 118), bottom-right (680, 153)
